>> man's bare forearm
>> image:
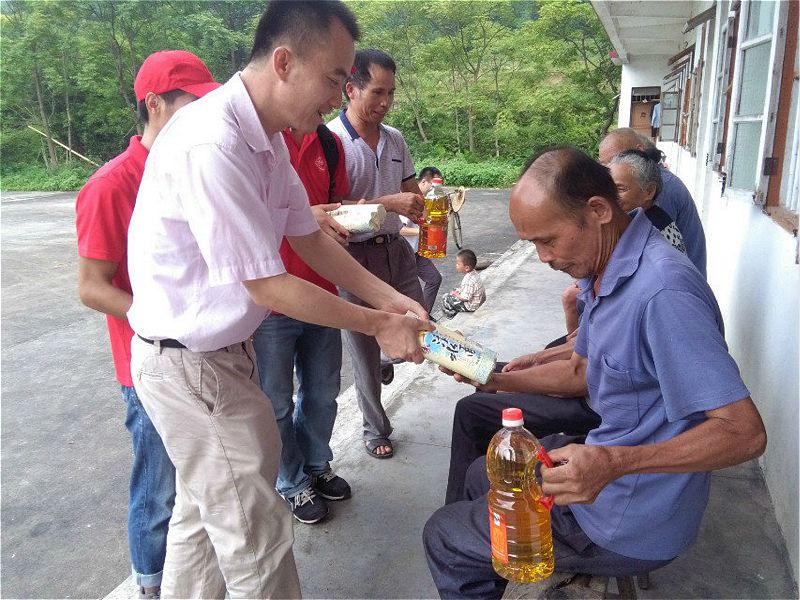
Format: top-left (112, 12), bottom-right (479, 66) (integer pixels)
top-left (79, 282), bottom-right (132, 320)
top-left (77, 257), bottom-right (132, 320)
top-left (244, 273), bottom-right (429, 364)
top-left (609, 397), bottom-right (766, 476)
top-left (244, 273), bottom-right (380, 336)
top-left (536, 338), bottom-right (575, 365)
top-left (542, 397), bottom-right (766, 506)
top-left (491, 354), bottom-right (588, 397)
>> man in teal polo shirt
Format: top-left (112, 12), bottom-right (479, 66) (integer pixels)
top-left (423, 147), bottom-right (766, 599)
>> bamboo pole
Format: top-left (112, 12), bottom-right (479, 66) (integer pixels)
top-left (26, 125), bottom-right (100, 167)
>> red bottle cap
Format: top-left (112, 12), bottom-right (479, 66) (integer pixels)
top-left (432, 176), bottom-right (443, 184)
top-left (501, 408), bottom-right (523, 427)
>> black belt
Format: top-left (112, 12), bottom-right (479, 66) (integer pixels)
top-left (138, 335), bottom-right (186, 349)
top-left (351, 233), bottom-right (398, 246)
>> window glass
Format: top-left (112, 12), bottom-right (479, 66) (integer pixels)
top-left (730, 121), bottom-right (762, 190)
top-left (737, 42), bottom-right (771, 116)
top-left (745, 0), bottom-right (774, 40)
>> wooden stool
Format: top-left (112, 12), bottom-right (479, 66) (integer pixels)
top-left (502, 572), bottom-right (641, 599)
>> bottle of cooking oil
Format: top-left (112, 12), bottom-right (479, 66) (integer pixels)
top-left (486, 408), bottom-right (554, 583)
top-left (418, 176), bottom-right (448, 259)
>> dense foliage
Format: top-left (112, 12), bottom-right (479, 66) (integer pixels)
top-left (0, 0), bottom-right (619, 190)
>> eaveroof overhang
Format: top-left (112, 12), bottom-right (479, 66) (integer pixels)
top-left (590, 1), bottom-right (715, 64)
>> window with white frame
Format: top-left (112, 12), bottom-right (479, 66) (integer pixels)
top-left (709, 7), bottom-right (736, 172)
top-left (727, 0), bottom-right (781, 195)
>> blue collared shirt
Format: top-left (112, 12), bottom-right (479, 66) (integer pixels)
top-left (655, 168), bottom-right (707, 277)
top-left (572, 209), bottom-right (749, 560)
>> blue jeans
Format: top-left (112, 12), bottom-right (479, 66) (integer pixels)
top-left (121, 385), bottom-right (176, 588)
top-left (252, 315), bottom-right (342, 498)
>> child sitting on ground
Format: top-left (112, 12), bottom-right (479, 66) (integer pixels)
top-left (441, 249), bottom-right (486, 318)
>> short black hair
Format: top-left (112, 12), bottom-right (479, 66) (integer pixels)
top-left (136, 89), bottom-right (192, 125)
top-left (347, 48), bottom-right (395, 90)
top-left (249, 0), bottom-right (360, 63)
top-left (457, 249), bottom-right (478, 269)
top-left (522, 146), bottom-right (620, 221)
top-left (419, 166), bottom-right (442, 181)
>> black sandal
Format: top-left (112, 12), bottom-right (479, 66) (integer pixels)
top-left (364, 437), bottom-right (394, 459)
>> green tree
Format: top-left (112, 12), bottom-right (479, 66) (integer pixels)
top-left (1, 0), bottom-right (621, 189)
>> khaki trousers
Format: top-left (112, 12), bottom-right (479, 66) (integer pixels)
top-left (131, 336), bottom-right (301, 599)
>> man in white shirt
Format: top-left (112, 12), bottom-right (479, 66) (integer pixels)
top-left (328, 49), bottom-right (426, 459)
top-left (127, 3), bottom-right (430, 598)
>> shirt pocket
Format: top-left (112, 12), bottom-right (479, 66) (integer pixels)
top-left (596, 353), bottom-right (639, 429)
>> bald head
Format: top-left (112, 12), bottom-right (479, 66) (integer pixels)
top-left (599, 125), bottom-right (671, 166)
top-left (513, 146), bottom-right (620, 222)
top-left (598, 128), bottom-right (650, 164)
top-left (510, 146), bottom-right (631, 280)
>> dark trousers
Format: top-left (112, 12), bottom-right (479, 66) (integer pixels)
top-left (425, 435), bottom-right (674, 600)
top-left (444, 392), bottom-right (600, 504)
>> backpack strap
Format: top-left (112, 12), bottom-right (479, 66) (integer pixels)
top-left (316, 124), bottom-right (339, 201)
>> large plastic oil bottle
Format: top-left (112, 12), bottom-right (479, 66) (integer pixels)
top-left (486, 408), bottom-right (555, 583)
top-left (418, 176), bottom-right (449, 259)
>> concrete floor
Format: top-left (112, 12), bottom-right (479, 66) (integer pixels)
top-left (3, 190), bottom-right (796, 599)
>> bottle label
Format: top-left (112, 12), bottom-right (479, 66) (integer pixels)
top-left (418, 324), bottom-right (497, 384)
top-left (489, 508), bottom-right (509, 564)
top-left (426, 224), bottom-right (446, 250)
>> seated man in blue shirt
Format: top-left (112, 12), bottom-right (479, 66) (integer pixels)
top-left (423, 146), bottom-right (766, 600)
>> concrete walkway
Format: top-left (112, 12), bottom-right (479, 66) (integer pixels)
top-left (107, 241), bottom-right (797, 599)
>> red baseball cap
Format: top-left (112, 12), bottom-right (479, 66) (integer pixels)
top-left (134, 50), bottom-right (220, 102)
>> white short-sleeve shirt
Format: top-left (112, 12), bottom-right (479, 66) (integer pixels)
top-left (127, 73), bottom-right (319, 351)
top-left (327, 110), bottom-right (416, 242)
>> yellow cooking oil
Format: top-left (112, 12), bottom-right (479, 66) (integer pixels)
top-left (486, 408), bottom-right (554, 583)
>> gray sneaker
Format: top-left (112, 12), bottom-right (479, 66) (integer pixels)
top-left (139, 587), bottom-right (160, 599)
top-left (286, 486), bottom-right (329, 524)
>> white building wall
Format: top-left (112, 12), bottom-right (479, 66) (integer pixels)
top-left (695, 165), bottom-right (799, 584)
top-left (616, 2), bottom-right (800, 583)
top-left (618, 57), bottom-right (673, 129)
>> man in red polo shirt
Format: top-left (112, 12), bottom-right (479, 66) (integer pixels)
top-left (75, 50), bottom-right (219, 598)
top-left (251, 124), bottom-right (354, 524)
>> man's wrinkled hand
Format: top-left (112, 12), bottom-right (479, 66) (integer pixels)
top-left (502, 352), bottom-right (541, 372)
top-left (438, 366), bottom-right (499, 393)
top-left (540, 444), bottom-right (620, 505)
top-left (389, 192), bottom-right (425, 222)
top-left (311, 203), bottom-right (350, 246)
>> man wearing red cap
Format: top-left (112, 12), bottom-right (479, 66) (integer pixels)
top-left (76, 49), bottom-right (219, 600)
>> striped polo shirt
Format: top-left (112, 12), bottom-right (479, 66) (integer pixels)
top-left (328, 110), bottom-right (417, 242)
